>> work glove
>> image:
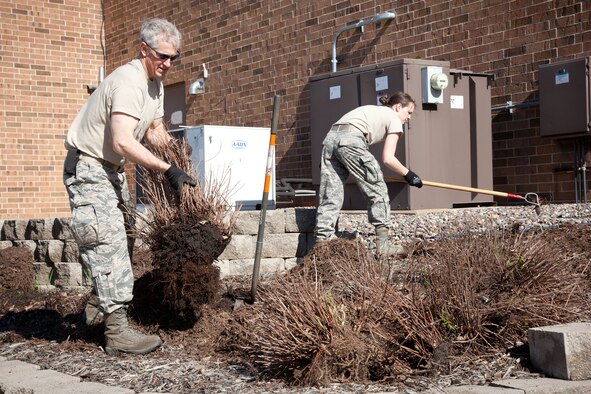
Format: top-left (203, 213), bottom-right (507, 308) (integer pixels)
top-left (404, 170), bottom-right (423, 188)
top-left (165, 165), bottom-right (196, 196)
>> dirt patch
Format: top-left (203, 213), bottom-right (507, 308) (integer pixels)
top-left (0, 247), bottom-right (34, 291)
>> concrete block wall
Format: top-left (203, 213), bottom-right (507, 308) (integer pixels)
top-left (216, 208), bottom-right (316, 277)
top-left (0, 217), bottom-right (87, 290)
top-left (0, 208), bottom-right (317, 290)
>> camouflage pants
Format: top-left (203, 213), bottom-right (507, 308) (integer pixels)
top-left (314, 125), bottom-right (391, 241)
top-left (63, 150), bottom-right (135, 314)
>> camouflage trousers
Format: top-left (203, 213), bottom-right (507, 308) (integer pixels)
top-left (63, 150), bottom-right (135, 314)
top-left (314, 125), bottom-right (391, 241)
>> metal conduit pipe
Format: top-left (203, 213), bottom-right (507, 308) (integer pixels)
top-left (331, 11), bottom-right (396, 73)
top-left (491, 99), bottom-right (540, 114)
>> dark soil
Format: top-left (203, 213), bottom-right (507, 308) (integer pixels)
top-left (0, 247), bottom-right (34, 291)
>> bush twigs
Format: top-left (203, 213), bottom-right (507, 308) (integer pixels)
top-left (130, 138), bottom-right (239, 326)
top-left (227, 224), bottom-right (591, 385)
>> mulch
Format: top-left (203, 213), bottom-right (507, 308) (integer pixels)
top-left (1, 223), bottom-right (590, 392)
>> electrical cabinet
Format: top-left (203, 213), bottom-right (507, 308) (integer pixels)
top-left (310, 58), bottom-right (493, 210)
top-left (172, 125), bottom-right (275, 210)
top-left (539, 57), bottom-right (591, 137)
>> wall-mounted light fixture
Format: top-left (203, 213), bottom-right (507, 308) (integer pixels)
top-left (331, 11), bottom-right (396, 73)
top-left (189, 63), bottom-right (208, 95)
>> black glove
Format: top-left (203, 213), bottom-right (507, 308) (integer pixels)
top-left (404, 170), bottom-right (423, 188)
top-left (165, 165), bottom-right (196, 196)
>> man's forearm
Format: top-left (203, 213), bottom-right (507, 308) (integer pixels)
top-left (117, 138), bottom-right (170, 172)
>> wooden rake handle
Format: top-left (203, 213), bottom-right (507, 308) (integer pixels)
top-left (385, 177), bottom-right (525, 200)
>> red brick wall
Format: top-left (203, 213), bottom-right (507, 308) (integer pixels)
top-left (3, 1), bottom-right (591, 220)
top-left (486, 1), bottom-right (591, 201)
top-left (0, 0), bottom-right (104, 219)
top-left (104, 0), bottom-right (591, 205)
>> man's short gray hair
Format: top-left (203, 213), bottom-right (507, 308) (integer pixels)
top-left (140, 18), bottom-right (181, 50)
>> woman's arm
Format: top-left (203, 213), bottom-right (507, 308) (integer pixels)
top-left (381, 132), bottom-right (410, 176)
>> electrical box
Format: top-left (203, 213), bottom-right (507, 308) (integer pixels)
top-left (309, 58), bottom-right (493, 210)
top-left (539, 57), bottom-right (591, 137)
top-left (171, 125), bottom-right (275, 210)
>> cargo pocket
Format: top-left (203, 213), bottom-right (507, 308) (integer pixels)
top-left (92, 270), bottom-right (114, 300)
top-left (362, 157), bottom-right (383, 184)
top-left (70, 203), bottom-right (109, 247)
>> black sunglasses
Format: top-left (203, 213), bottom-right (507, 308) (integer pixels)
top-left (143, 41), bottom-right (180, 61)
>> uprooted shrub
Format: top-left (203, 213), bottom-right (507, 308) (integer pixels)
top-left (131, 138), bottom-right (239, 327)
top-left (223, 223), bottom-right (591, 385)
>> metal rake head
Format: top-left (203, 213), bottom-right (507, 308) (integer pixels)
top-left (524, 192), bottom-right (541, 215)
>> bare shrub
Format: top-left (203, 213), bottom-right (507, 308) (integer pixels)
top-left (131, 138), bottom-right (239, 327)
top-left (410, 224), bottom-right (591, 356)
top-left (233, 239), bottom-right (413, 385)
top-left (227, 224), bottom-right (591, 385)
top-left (0, 247), bottom-right (34, 291)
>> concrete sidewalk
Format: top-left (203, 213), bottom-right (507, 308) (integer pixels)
top-left (3, 356), bottom-right (591, 394)
top-left (0, 356), bottom-right (153, 394)
top-left (445, 378), bottom-right (591, 393)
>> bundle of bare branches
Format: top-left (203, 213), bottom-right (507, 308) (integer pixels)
top-left (131, 138), bottom-right (239, 326)
top-left (410, 223), bottom-right (591, 354)
top-left (224, 224), bottom-right (591, 386)
top-left (227, 239), bottom-right (416, 385)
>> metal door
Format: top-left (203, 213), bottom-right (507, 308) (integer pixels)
top-left (310, 71), bottom-right (360, 184)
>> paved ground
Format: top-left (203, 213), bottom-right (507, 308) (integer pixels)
top-left (0, 356), bottom-right (137, 393)
top-left (2, 356), bottom-right (591, 394)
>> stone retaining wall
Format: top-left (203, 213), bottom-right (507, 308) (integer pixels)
top-left (0, 208), bottom-right (318, 290)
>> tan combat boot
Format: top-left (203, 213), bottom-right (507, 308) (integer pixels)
top-left (84, 294), bottom-right (104, 326)
top-left (104, 306), bottom-right (162, 355)
top-left (375, 227), bottom-right (407, 258)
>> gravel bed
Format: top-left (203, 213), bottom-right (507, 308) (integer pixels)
top-left (337, 203), bottom-right (591, 248)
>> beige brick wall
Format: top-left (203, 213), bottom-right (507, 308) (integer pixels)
top-left (0, 0), bottom-right (104, 219)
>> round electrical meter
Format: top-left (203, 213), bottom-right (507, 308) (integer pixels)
top-left (430, 73), bottom-right (449, 90)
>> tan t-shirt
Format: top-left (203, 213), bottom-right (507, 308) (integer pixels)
top-left (65, 59), bottom-right (164, 165)
top-left (334, 105), bottom-right (403, 145)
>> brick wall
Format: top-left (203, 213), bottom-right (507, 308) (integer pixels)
top-left (3, 1), bottom-right (591, 221)
top-left (0, 0), bottom-right (104, 219)
top-left (104, 0), bottom-right (591, 204)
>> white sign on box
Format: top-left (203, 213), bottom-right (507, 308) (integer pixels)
top-left (450, 95), bottom-right (464, 109)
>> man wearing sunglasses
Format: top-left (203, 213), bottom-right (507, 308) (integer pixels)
top-left (63, 18), bottom-right (194, 356)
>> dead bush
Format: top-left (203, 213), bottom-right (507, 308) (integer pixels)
top-left (410, 224), bottom-right (591, 354)
top-left (226, 224), bottom-right (591, 386)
